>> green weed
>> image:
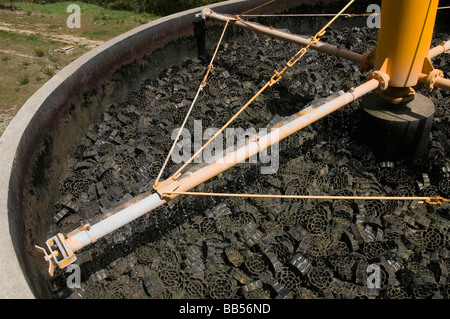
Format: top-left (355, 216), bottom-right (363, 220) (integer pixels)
top-left (34, 48), bottom-right (45, 57)
top-left (19, 74), bottom-right (29, 85)
top-left (43, 67), bottom-right (54, 77)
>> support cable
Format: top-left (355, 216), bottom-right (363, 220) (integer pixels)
top-left (242, 13), bottom-right (370, 18)
top-left (154, 19), bottom-right (231, 187)
top-left (155, 0), bottom-right (281, 187)
top-left (241, 6), bottom-right (450, 18)
top-left (236, 0), bottom-right (277, 19)
top-left (163, 191), bottom-right (450, 206)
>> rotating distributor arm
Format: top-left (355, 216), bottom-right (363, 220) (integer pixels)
top-left (41, 0), bottom-right (439, 277)
top-left (200, 8), bottom-right (368, 68)
top-left (35, 77), bottom-right (382, 276)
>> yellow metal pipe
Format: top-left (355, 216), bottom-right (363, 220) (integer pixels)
top-left (375, 0), bottom-right (439, 88)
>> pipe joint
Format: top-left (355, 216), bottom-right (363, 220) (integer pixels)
top-left (361, 50), bottom-right (376, 71)
top-left (154, 177), bottom-right (182, 200)
top-left (367, 70), bottom-right (390, 94)
top-left (421, 69), bottom-right (445, 92)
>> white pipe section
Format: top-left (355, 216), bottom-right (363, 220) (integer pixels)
top-left (429, 40), bottom-right (450, 59)
top-left (175, 79), bottom-right (380, 192)
top-left (434, 76), bottom-right (450, 91)
top-left (66, 193), bottom-right (166, 252)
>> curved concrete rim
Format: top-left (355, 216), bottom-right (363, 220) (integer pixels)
top-left (0, 0), bottom-right (321, 299)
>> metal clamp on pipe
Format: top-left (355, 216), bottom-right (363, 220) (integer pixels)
top-left (35, 224), bottom-right (96, 276)
top-left (422, 69), bottom-right (445, 92)
top-left (35, 233), bottom-right (77, 276)
top-left (154, 177), bottom-right (181, 200)
top-left (367, 70), bottom-right (390, 94)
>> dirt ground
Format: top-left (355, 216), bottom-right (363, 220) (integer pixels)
top-left (0, 22), bottom-right (104, 48)
top-left (0, 5), bottom-right (155, 136)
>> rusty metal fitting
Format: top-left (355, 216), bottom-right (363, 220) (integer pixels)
top-left (422, 69), bottom-right (444, 92)
top-left (269, 70), bottom-right (283, 86)
top-left (367, 70), bottom-right (389, 94)
top-left (310, 35), bottom-right (321, 46)
top-left (379, 86), bottom-right (416, 104)
top-left (35, 232), bottom-right (78, 276)
top-left (425, 196), bottom-right (450, 206)
top-left (154, 177), bottom-right (181, 200)
top-left (361, 50), bottom-right (375, 71)
top-left (200, 8), bottom-right (213, 20)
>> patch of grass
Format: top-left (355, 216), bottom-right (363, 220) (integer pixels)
top-left (43, 66), bottom-right (54, 77)
top-left (81, 29), bottom-right (108, 39)
top-left (19, 74), bottom-right (29, 85)
top-left (13, 2), bottom-right (159, 22)
top-left (0, 1), bottom-right (163, 136)
top-left (0, 30), bottom-right (40, 45)
top-left (1, 2), bottom-right (160, 42)
top-left (34, 48), bottom-right (45, 57)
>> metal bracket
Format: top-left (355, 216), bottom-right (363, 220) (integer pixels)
top-left (420, 58), bottom-right (444, 92)
top-left (154, 177), bottom-right (181, 200)
top-left (361, 49), bottom-right (376, 71)
top-left (35, 233), bottom-right (77, 276)
top-left (367, 70), bottom-right (390, 94)
top-left (35, 245), bottom-right (55, 277)
top-left (199, 8), bottom-right (212, 20)
top-left (200, 8), bottom-right (238, 22)
top-left (425, 196), bottom-right (450, 206)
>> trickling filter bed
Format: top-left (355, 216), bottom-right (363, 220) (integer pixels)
top-left (48, 26), bottom-right (450, 299)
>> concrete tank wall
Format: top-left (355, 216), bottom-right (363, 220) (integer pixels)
top-left (0, 0), bottom-right (368, 298)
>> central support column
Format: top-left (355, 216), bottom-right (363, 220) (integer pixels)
top-left (375, 0), bottom-right (438, 90)
top-left (359, 94), bottom-right (435, 162)
top-left (359, 0), bottom-right (439, 162)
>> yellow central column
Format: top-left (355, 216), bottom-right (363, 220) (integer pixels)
top-left (360, 0), bottom-right (438, 162)
top-left (375, 0), bottom-right (439, 90)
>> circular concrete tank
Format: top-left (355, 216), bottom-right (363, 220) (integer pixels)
top-left (0, 0), bottom-right (360, 299)
top-left (2, 0), bottom-right (448, 300)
